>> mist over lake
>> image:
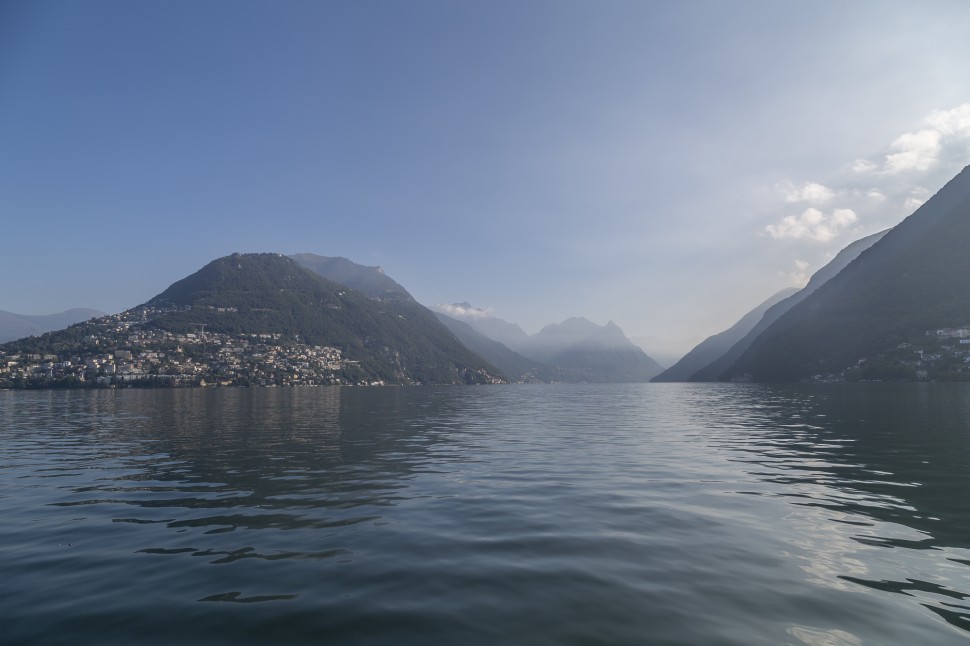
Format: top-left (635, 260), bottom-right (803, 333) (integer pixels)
top-left (3, 384), bottom-right (969, 644)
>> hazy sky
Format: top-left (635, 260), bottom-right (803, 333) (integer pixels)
top-left (3, 0), bottom-right (970, 355)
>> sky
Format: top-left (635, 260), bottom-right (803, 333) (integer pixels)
top-left (2, 0), bottom-right (970, 359)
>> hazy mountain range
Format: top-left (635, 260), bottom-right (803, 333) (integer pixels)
top-left (289, 258), bottom-right (664, 382)
top-left (0, 308), bottom-right (105, 344)
top-left (5, 163), bottom-right (970, 385)
top-left (0, 253), bottom-right (662, 385)
top-left (435, 304), bottom-right (664, 382)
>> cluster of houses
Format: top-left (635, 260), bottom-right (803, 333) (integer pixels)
top-left (0, 307), bottom-right (364, 388)
top-left (831, 325), bottom-right (970, 382)
top-left (927, 327), bottom-right (970, 339)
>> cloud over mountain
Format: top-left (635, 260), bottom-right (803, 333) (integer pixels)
top-left (436, 302), bottom-right (494, 320)
top-left (761, 103), bottom-right (970, 286)
top-left (765, 208), bottom-right (857, 242)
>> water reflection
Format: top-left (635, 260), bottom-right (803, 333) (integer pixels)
top-left (34, 387), bottom-right (488, 548)
top-left (687, 383), bottom-right (970, 634)
top-left (4, 384), bottom-right (970, 644)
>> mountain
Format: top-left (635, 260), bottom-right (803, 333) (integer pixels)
top-left (721, 165), bottom-right (970, 382)
top-left (289, 253), bottom-right (412, 301)
top-left (522, 317), bottom-right (664, 382)
top-left (5, 253), bottom-right (502, 386)
top-left (629, 336), bottom-right (695, 370)
top-left (0, 308), bottom-right (105, 343)
top-left (433, 304), bottom-right (663, 382)
top-left (687, 228), bottom-right (888, 382)
top-left (436, 303), bottom-right (532, 351)
top-left (434, 312), bottom-right (558, 382)
top-left (651, 288), bottom-right (798, 382)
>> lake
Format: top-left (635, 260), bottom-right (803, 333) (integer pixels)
top-left (2, 384), bottom-right (970, 644)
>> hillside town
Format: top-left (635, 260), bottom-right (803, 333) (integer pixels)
top-left (0, 307), bottom-right (376, 388)
top-left (831, 326), bottom-right (970, 382)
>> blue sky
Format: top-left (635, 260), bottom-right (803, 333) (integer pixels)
top-left (3, 1), bottom-right (970, 358)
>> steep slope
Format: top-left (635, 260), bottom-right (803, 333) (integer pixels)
top-left (722, 165), bottom-right (970, 381)
top-left (0, 308), bottom-right (105, 343)
top-left (651, 288), bottom-right (798, 382)
top-left (689, 228), bottom-right (888, 381)
top-left (290, 253), bottom-right (412, 301)
top-left (436, 303), bottom-right (533, 352)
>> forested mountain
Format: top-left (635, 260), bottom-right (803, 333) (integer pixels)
top-left (688, 228), bottom-right (888, 381)
top-left (651, 288), bottom-right (797, 382)
top-left (722, 165), bottom-right (970, 382)
top-left (0, 308), bottom-right (105, 343)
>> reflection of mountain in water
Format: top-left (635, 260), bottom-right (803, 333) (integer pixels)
top-left (54, 388), bottom-right (480, 539)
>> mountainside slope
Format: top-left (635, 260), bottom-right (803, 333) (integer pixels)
top-left (722, 165), bottom-right (970, 382)
top-left (290, 253), bottom-right (413, 301)
top-left (689, 228), bottom-right (888, 381)
top-left (434, 312), bottom-right (558, 382)
top-left (651, 288), bottom-right (798, 382)
top-left (437, 303), bottom-right (533, 352)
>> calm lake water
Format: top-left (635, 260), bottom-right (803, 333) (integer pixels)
top-left (2, 384), bottom-right (970, 645)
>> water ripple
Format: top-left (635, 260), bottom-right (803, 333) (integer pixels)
top-left (2, 385), bottom-right (970, 644)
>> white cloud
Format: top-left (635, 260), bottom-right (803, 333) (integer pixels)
top-left (783, 259), bottom-right (811, 287)
top-left (885, 129), bottom-right (942, 173)
top-left (925, 103), bottom-right (970, 137)
top-left (435, 302), bottom-right (493, 319)
top-left (852, 159), bottom-right (878, 174)
top-left (767, 103), bottom-right (970, 253)
top-left (783, 181), bottom-right (835, 204)
top-left (861, 102), bottom-right (970, 176)
top-left (765, 208), bottom-right (858, 242)
top-left (903, 197), bottom-right (925, 211)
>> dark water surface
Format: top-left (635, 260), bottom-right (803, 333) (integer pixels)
top-left (2, 384), bottom-right (970, 644)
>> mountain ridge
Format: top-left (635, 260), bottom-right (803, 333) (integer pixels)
top-left (651, 288), bottom-right (798, 382)
top-left (687, 228), bottom-right (889, 382)
top-left (289, 253), bottom-right (413, 301)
